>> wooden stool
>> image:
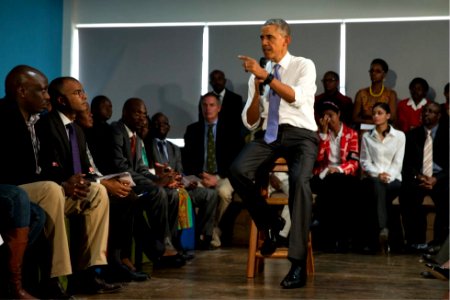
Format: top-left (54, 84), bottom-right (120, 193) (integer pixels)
top-left (246, 158), bottom-right (315, 278)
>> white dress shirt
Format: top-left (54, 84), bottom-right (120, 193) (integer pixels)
top-left (242, 52), bottom-right (317, 132)
top-left (360, 125), bottom-right (406, 182)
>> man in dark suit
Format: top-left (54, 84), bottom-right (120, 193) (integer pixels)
top-left (199, 70), bottom-right (246, 139)
top-left (0, 66), bottom-right (112, 298)
top-left (147, 112), bottom-right (218, 249)
top-left (38, 76), bottom-right (121, 295)
top-left (400, 102), bottom-right (449, 252)
top-left (184, 92), bottom-right (245, 248)
top-left (110, 98), bottom-right (185, 267)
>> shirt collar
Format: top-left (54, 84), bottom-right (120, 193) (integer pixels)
top-left (270, 52), bottom-right (291, 72)
top-left (123, 123), bottom-right (135, 139)
top-left (204, 119), bottom-right (218, 127)
top-left (369, 125), bottom-right (397, 139)
top-left (58, 110), bottom-right (72, 127)
top-left (406, 98), bottom-right (428, 110)
top-left (26, 113), bottom-right (41, 127)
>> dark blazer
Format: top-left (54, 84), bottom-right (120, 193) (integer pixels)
top-left (402, 124), bottom-right (449, 184)
top-left (84, 120), bottom-right (116, 175)
top-left (182, 118), bottom-right (244, 178)
top-left (37, 110), bottom-right (93, 184)
top-left (110, 120), bottom-right (158, 186)
top-left (0, 98), bottom-right (43, 185)
top-left (147, 139), bottom-right (183, 173)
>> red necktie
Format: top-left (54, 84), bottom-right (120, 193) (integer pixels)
top-left (130, 134), bottom-right (137, 160)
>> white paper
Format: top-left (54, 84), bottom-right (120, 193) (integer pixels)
top-left (96, 172), bottom-right (136, 187)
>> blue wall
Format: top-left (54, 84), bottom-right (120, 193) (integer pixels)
top-left (0, 0), bottom-right (63, 96)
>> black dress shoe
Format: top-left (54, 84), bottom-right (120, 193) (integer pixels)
top-left (69, 273), bottom-right (122, 295)
top-left (420, 270), bottom-right (436, 279)
top-left (260, 217), bottom-right (286, 256)
top-left (154, 254), bottom-right (186, 269)
top-left (420, 253), bottom-right (438, 265)
top-left (426, 263), bottom-right (449, 280)
top-left (105, 263), bottom-right (149, 283)
top-left (280, 263), bottom-right (307, 289)
top-left (40, 277), bottom-right (74, 299)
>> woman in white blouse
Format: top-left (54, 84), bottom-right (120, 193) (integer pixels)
top-left (360, 102), bottom-right (406, 254)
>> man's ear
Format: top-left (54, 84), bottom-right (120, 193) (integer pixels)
top-left (57, 95), bottom-right (66, 107)
top-left (285, 35), bottom-right (291, 46)
top-left (17, 86), bottom-right (26, 98)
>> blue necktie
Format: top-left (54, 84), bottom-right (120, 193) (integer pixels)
top-left (264, 64), bottom-right (281, 144)
top-left (158, 140), bottom-right (168, 163)
top-left (67, 123), bottom-right (82, 174)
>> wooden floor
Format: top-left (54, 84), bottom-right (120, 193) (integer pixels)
top-left (77, 247), bottom-right (448, 299)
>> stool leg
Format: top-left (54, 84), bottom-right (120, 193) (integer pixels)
top-left (247, 220), bottom-right (258, 278)
top-left (307, 232), bottom-right (315, 275)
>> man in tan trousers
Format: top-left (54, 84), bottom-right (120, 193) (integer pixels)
top-left (0, 65), bottom-right (118, 298)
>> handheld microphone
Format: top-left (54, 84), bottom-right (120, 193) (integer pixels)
top-left (259, 57), bottom-right (268, 95)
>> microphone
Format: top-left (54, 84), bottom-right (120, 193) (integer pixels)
top-left (259, 57), bottom-right (268, 95)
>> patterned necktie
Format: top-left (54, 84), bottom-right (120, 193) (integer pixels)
top-left (422, 129), bottom-right (433, 177)
top-left (130, 134), bottom-right (137, 161)
top-left (264, 64), bottom-right (281, 144)
top-left (66, 123), bottom-right (82, 174)
top-left (206, 124), bottom-right (217, 173)
top-left (26, 114), bottom-right (41, 174)
top-left (158, 140), bottom-right (168, 163)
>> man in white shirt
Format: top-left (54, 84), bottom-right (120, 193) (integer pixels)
top-left (230, 18), bottom-right (318, 289)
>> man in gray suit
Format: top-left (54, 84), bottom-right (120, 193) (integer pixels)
top-left (110, 98), bottom-right (184, 267)
top-left (146, 112), bottom-right (218, 249)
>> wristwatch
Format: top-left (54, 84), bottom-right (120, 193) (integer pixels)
top-left (263, 73), bottom-right (274, 85)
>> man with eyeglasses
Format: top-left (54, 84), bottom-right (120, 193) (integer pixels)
top-left (36, 76), bottom-right (122, 295)
top-left (315, 71), bottom-right (353, 126)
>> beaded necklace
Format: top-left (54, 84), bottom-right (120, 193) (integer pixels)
top-left (369, 84), bottom-right (384, 97)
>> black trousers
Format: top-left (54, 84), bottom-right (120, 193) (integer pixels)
top-left (229, 125), bottom-right (318, 262)
top-left (310, 173), bottom-right (360, 247)
top-left (400, 172), bottom-right (449, 245)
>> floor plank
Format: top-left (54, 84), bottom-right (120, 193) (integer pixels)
top-left (80, 247), bottom-right (449, 299)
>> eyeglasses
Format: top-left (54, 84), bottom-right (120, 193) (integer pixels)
top-left (71, 89), bottom-right (86, 97)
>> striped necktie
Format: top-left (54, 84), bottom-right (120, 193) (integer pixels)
top-left (422, 129), bottom-right (433, 177)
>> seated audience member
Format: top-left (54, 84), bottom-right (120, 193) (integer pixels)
top-left (110, 98), bottom-right (185, 268)
top-left (144, 112), bottom-right (218, 249)
top-left (360, 102), bottom-right (406, 254)
top-left (37, 76), bottom-right (121, 294)
top-left (315, 71), bottom-right (353, 126)
top-left (310, 100), bottom-right (360, 252)
top-left (76, 106), bottom-right (149, 282)
top-left (0, 185), bottom-right (45, 299)
top-left (400, 102), bottom-right (449, 253)
top-left (396, 77), bottom-right (431, 132)
top-left (184, 92), bottom-right (245, 248)
top-left (85, 95), bottom-right (115, 174)
top-left (82, 97), bottom-right (145, 273)
top-left (0, 65), bottom-right (112, 298)
top-left (353, 58), bottom-right (398, 128)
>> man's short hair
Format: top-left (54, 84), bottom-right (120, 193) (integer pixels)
top-left (201, 92), bottom-right (221, 105)
top-left (264, 19), bottom-right (291, 37)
